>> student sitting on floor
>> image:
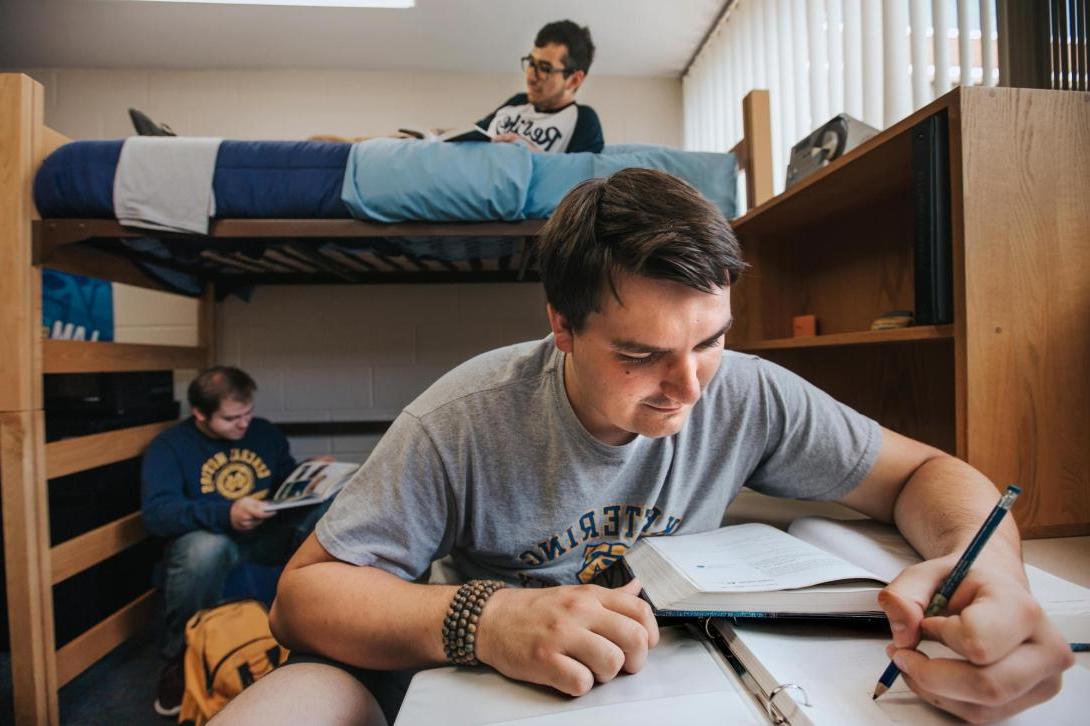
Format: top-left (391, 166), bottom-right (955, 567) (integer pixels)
top-left (141, 366), bottom-right (328, 718)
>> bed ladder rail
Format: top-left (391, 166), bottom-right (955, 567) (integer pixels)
top-left (730, 89), bottom-right (774, 211)
top-left (43, 340), bottom-right (207, 373)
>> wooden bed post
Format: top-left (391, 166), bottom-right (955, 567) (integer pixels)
top-left (741, 90), bottom-right (773, 210)
top-left (1, 74), bottom-right (44, 414)
top-left (1, 73), bottom-right (61, 725)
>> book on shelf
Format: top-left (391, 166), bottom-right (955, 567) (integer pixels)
top-left (396, 124), bottom-right (493, 143)
top-left (262, 459), bottom-right (359, 511)
top-left (911, 112), bottom-right (953, 326)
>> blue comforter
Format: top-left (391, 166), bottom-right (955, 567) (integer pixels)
top-left (341, 139), bottom-right (737, 222)
top-left (34, 140), bottom-right (353, 219)
top-left (34, 139), bottom-right (736, 223)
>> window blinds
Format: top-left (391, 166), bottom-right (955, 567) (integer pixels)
top-left (1049, 0), bottom-right (1089, 90)
top-left (684, 0), bottom-right (1001, 198)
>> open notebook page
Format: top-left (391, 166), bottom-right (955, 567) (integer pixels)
top-left (787, 517), bottom-right (1090, 643)
top-left (786, 517), bottom-right (920, 582)
top-left (645, 522), bottom-right (882, 592)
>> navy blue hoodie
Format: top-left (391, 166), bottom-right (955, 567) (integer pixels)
top-left (141, 417), bottom-right (296, 538)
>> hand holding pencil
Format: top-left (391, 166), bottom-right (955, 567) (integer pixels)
top-left (874, 485), bottom-right (1075, 722)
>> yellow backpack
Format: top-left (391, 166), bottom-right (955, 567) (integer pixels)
top-left (178, 599), bottom-right (289, 725)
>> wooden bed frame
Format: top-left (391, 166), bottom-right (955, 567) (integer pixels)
top-left (0, 72), bottom-right (772, 723)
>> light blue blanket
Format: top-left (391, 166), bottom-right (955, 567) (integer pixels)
top-left (341, 140), bottom-right (736, 223)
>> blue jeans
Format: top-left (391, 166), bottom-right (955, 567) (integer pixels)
top-left (159, 501), bottom-right (330, 659)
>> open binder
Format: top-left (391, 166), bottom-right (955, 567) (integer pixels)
top-left (396, 519), bottom-right (1090, 724)
top-left (395, 616), bottom-right (1090, 726)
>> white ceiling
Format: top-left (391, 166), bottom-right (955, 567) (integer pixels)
top-left (0, 0), bottom-right (724, 77)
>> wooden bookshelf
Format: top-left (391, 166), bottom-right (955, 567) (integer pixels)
top-left (727, 87), bottom-right (1090, 538)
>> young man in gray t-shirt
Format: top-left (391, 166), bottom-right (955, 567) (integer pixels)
top-left (221, 170), bottom-right (1073, 725)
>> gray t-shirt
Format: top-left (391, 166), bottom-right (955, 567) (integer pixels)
top-left (317, 336), bottom-right (881, 587)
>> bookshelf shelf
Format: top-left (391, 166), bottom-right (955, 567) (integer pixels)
top-left (729, 325), bottom-right (953, 353)
top-left (730, 94), bottom-right (951, 239)
top-left (727, 86), bottom-right (1090, 538)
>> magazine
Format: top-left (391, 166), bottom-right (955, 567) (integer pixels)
top-left (262, 460), bottom-right (359, 511)
top-left (396, 124), bottom-right (493, 142)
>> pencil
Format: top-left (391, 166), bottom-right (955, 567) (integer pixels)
top-left (873, 484), bottom-right (1022, 700)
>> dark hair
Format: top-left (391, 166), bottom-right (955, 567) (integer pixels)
top-left (535, 20), bottom-right (595, 75)
top-left (538, 168), bottom-right (745, 332)
top-left (187, 366), bottom-right (257, 418)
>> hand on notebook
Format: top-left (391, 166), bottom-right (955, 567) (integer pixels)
top-left (879, 555), bottom-right (1075, 723)
top-left (474, 578), bottom-right (659, 697)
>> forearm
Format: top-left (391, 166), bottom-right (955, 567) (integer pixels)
top-left (892, 455), bottom-right (1024, 581)
top-left (270, 535), bottom-right (660, 696)
top-left (142, 496), bottom-right (231, 537)
top-left (270, 563), bottom-right (457, 670)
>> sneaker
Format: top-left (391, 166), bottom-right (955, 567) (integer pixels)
top-left (153, 657), bottom-right (184, 717)
top-left (128, 108), bottom-right (176, 137)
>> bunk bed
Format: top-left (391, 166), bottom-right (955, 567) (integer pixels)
top-left (0, 72), bottom-right (773, 724)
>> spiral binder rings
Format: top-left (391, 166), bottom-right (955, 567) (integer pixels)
top-left (705, 618), bottom-right (814, 726)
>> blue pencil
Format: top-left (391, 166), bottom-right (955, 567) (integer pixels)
top-left (873, 485), bottom-right (1022, 700)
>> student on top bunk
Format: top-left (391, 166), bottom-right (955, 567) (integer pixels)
top-left (216, 170), bottom-right (1074, 726)
top-left (309, 20), bottom-right (602, 152)
top-left (473, 19), bottom-right (603, 153)
top-left (141, 366), bottom-right (328, 718)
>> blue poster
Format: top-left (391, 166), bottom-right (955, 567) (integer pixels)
top-left (41, 270), bottom-right (114, 342)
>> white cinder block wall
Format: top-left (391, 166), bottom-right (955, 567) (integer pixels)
top-left (23, 67), bottom-right (682, 461)
top-left (218, 284), bottom-right (549, 461)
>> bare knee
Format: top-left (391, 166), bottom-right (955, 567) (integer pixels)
top-left (210, 663), bottom-right (386, 726)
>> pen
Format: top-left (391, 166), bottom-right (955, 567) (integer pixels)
top-left (873, 484), bottom-right (1021, 700)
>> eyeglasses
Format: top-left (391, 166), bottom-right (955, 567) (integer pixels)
top-left (520, 55), bottom-right (572, 78)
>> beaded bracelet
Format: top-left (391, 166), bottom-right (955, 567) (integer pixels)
top-left (442, 579), bottom-right (506, 666)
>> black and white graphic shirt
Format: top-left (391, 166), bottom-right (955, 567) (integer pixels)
top-left (476, 94), bottom-right (604, 154)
